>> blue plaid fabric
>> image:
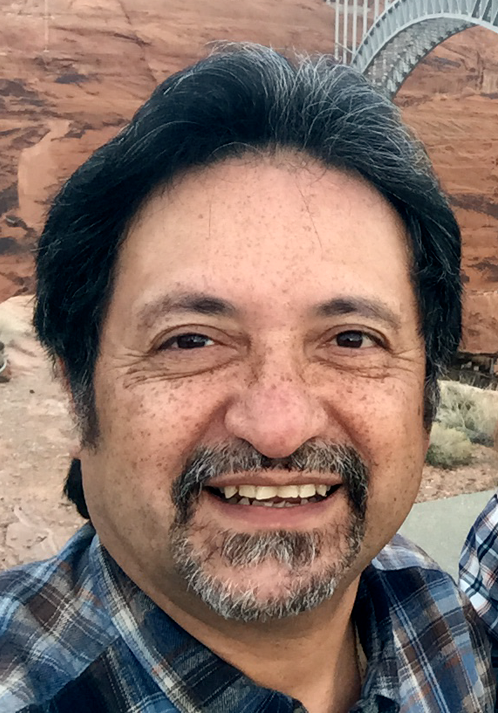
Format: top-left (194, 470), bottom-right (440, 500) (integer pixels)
top-left (460, 492), bottom-right (498, 637)
top-left (460, 489), bottom-right (498, 703)
top-left (0, 524), bottom-right (494, 712)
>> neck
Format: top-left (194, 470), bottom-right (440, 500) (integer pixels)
top-left (156, 577), bottom-right (363, 713)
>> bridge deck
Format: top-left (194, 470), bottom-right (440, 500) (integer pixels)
top-left (330, 0), bottom-right (498, 96)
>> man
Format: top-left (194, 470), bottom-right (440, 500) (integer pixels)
top-left (0, 44), bottom-right (493, 712)
top-left (460, 434), bottom-right (498, 693)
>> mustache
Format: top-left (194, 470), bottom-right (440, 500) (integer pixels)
top-left (172, 441), bottom-right (369, 522)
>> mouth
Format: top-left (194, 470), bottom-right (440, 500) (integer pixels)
top-left (204, 483), bottom-right (341, 508)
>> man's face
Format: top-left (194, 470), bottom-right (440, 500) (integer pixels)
top-left (81, 156), bottom-right (427, 621)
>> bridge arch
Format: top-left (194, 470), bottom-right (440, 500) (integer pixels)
top-left (345, 1), bottom-right (498, 96)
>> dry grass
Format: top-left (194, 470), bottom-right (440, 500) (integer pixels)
top-left (426, 422), bottom-right (473, 469)
top-left (436, 381), bottom-right (498, 446)
top-left (426, 381), bottom-right (498, 469)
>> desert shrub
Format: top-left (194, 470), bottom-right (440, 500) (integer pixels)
top-left (426, 423), bottom-right (473, 469)
top-left (436, 381), bottom-right (498, 446)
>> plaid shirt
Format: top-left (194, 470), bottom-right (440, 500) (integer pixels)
top-left (0, 524), bottom-right (494, 713)
top-left (460, 490), bottom-right (498, 694)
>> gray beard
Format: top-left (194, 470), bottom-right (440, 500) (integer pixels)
top-left (169, 441), bottom-right (369, 622)
top-left (170, 514), bottom-right (365, 622)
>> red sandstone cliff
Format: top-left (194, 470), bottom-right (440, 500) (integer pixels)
top-left (0, 0), bottom-right (333, 300)
top-left (0, 2), bottom-right (497, 354)
top-left (398, 28), bottom-right (498, 356)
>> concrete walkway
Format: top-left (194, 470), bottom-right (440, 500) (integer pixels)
top-left (398, 489), bottom-right (495, 580)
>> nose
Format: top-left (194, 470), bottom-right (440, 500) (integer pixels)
top-left (224, 364), bottom-right (329, 459)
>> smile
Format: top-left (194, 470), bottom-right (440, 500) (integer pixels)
top-left (206, 483), bottom-right (341, 508)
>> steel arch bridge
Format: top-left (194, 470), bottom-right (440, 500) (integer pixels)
top-left (330, 1), bottom-right (498, 96)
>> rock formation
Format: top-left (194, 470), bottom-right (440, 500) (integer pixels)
top-left (398, 27), bottom-right (498, 357)
top-left (0, 1), bottom-right (497, 354)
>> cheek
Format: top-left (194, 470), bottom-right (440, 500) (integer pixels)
top-left (81, 381), bottom-right (196, 550)
top-left (93, 372), bottom-right (228, 478)
top-left (342, 382), bottom-right (426, 544)
top-left (328, 375), bottom-right (426, 520)
top-left (330, 376), bottom-right (426, 461)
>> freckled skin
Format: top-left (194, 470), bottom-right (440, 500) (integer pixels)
top-left (79, 155), bottom-right (428, 712)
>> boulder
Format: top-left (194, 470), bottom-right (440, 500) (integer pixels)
top-left (0, 295), bottom-right (46, 376)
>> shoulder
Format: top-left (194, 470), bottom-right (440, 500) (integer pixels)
top-left (370, 532), bottom-right (464, 607)
top-left (460, 491), bottom-right (498, 570)
top-left (459, 490), bottom-right (498, 687)
top-left (0, 523), bottom-right (99, 623)
top-left (459, 491), bottom-right (498, 627)
top-left (369, 533), bottom-right (479, 640)
top-left (371, 533), bottom-right (484, 631)
top-left (373, 532), bottom-right (445, 571)
top-left (369, 534), bottom-right (495, 712)
top-left (0, 525), bottom-right (119, 712)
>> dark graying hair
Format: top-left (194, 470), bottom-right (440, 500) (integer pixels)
top-left (34, 43), bottom-right (461, 455)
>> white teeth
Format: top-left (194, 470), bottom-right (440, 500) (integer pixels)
top-left (218, 484), bottom-right (333, 501)
top-left (276, 485), bottom-right (300, 499)
top-left (254, 485), bottom-right (278, 500)
top-left (298, 484), bottom-right (317, 499)
top-left (239, 497), bottom-right (251, 505)
top-left (238, 485), bottom-right (257, 499)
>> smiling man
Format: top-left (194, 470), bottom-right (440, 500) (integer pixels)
top-left (0, 45), bottom-right (494, 713)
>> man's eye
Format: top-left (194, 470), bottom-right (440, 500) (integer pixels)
top-left (334, 331), bottom-right (376, 349)
top-left (161, 333), bottom-right (215, 350)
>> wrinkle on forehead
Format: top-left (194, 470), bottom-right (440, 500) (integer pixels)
top-left (123, 150), bottom-right (404, 245)
top-left (108, 153), bottom-right (417, 341)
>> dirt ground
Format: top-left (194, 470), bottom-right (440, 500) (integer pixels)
top-left (1, 301), bottom-right (497, 571)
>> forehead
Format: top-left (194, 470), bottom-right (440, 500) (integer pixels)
top-left (113, 156), bottom-right (413, 319)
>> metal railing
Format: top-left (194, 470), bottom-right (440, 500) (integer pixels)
top-left (328, 0), bottom-right (498, 96)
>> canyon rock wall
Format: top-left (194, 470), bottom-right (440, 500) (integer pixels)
top-left (0, 0), bottom-right (334, 301)
top-left (398, 27), bottom-right (498, 356)
top-left (1, 1), bottom-right (497, 353)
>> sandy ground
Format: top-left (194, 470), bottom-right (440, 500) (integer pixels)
top-left (419, 446), bottom-right (497, 502)
top-left (0, 367), bottom-right (81, 571)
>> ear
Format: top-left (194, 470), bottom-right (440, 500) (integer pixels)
top-left (69, 442), bottom-right (82, 459)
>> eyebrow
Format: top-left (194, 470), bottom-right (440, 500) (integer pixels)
top-left (315, 297), bottom-right (401, 331)
top-left (135, 292), bottom-right (401, 332)
top-left (136, 292), bottom-right (237, 330)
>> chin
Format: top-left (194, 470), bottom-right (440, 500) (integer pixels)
top-left (170, 524), bottom-right (365, 622)
top-left (189, 561), bottom-right (342, 622)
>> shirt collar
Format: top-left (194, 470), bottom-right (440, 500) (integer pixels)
top-left (91, 532), bottom-right (399, 712)
top-left (90, 535), bottom-right (296, 712)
